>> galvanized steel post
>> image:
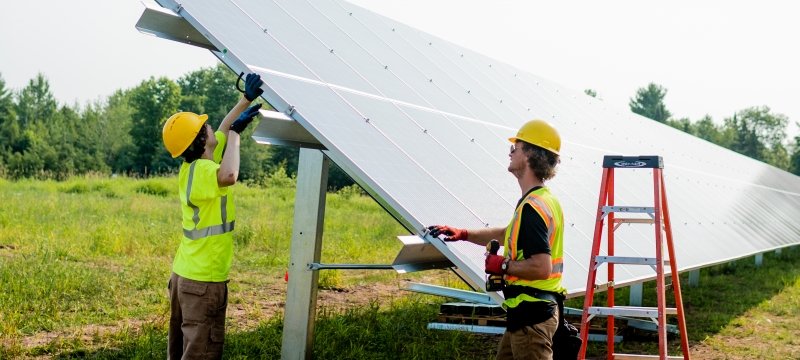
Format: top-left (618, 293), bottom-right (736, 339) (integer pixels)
top-left (281, 148), bottom-right (329, 360)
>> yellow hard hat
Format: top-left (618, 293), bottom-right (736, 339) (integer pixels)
top-left (508, 119), bottom-right (561, 155)
top-left (162, 112), bottom-right (209, 158)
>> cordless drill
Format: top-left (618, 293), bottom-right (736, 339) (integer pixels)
top-left (485, 239), bottom-right (505, 292)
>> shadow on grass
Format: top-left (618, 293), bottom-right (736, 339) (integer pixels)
top-left (49, 298), bottom-right (495, 360)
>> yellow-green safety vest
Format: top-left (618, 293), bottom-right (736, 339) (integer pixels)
top-left (172, 131), bottom-right (236, 282)
top-left (503, 186), bottom-right (566, 308)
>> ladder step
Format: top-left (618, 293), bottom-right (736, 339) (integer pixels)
top-left (613, 218), bottom-right (655, 224)
top-left (613, 354), bottom-right (683, 359)
top-left (595, 256), bottom-right (669, 266)
top-left (588, 306), bottom-right (677, 318)
top-left (602, 206), bottom-right (654, 214)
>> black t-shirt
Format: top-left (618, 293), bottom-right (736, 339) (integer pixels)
top-left (516, 186), bottom-right (551, 259)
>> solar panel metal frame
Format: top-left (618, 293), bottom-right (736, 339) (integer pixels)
top-left (143, 0), bottom-right (800, 301)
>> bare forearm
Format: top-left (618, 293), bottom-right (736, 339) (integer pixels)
top-left (217, 132), bottom-right (241, 187)
top-left (218, 97), bottom-right (252, 133)
top-left (506, 253), bottom-right (552, 280)
top-left (464, 227), bottom-right (506, 247)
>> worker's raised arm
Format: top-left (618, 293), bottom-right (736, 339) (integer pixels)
top-left (427, 225), bottom-right (506, 247)
top-left (217, 104), bottom-right (262, 187)
top-left (218, 73), bottom-right (264, 133)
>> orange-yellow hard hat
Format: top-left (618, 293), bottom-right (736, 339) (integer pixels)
top-left (162, 112), bottom-right (209, 158)
top-left (508, 119), bottom-right (561, 155)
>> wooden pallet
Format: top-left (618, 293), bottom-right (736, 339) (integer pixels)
top-left (436, 313), bottom-right (507, 327)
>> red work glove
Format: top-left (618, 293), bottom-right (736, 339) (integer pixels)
top-left (427, 225), bottom-right (468, 241)
top-left (485, 254), bottom-right (508, 275)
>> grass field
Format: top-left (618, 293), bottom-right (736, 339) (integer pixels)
top-left (0, 176), bottom-right (798, 359)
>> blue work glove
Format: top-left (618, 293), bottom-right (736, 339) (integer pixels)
top-left (244, 73), bottom-right (264, 101)
top-left (230, 104), bottom-right (262, 134)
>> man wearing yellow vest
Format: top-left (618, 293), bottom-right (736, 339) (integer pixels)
top-left (429, 119), bottom-right (565, 360)
top-left (161, 73), bottom-right (264, 359)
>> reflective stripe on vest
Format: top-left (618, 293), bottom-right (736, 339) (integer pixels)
top-left (503, 187), bottom-right (565, 306)
top-left (183, 161), bottom-right (235, 241)
top-left (183, 221), bottom-right (235, 240)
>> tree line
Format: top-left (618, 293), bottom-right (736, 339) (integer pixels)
top-left (1, 66), bottom-right (798, 186)
top-left (0, 64), bottom-right (354, 188)
top-left (590, 84), bottom-right (800, 175)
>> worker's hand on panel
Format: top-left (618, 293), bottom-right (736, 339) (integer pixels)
top-left (427, 225), bottom-right (468, 241)
top-left (230, 103), bottom-right (262, 134)
top-left (484, 254), bottom-right (507, 275)
top-left (243, 73), bottom-right (264, 101)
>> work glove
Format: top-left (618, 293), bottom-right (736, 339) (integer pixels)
top-left (230, 104), bottom-right (262, 134)
top-left (244, 73), bottom-right (264, 101)
top-left (485, 254), bottom-right (507, 275)
top-left (427, 225), bottom-right (468, 241)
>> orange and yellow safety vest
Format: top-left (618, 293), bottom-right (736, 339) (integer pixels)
top-left (503, 186), bottom-right (566, 308)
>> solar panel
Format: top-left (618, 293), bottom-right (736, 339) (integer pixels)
top-left (146, 0), bottom-right (800, 297)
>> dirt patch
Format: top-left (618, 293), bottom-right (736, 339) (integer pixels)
top-left (4, 317), bottom-right (156, 358)
top-left (226, 274), bottom-right (440, 331)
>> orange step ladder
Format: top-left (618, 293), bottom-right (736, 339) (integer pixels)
top-left (578, 155), bottom-right (690, 360)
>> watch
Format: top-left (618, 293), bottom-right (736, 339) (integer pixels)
top-left (501, 258), bottom-right (510, 273)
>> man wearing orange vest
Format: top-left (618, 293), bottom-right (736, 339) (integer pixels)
top-left (429, 119), bottom-right (566, 360)
top-left (161, 73), bottom-right (263, 359)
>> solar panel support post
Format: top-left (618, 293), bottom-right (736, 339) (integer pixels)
top-left (688, 270), bottom-right (700, 287)
top-left (282, 148), bottom-right (329, 360)
top-left (755, 253), bottom-right (763, 267)
top-left (629, 282), bottom-right (643, 306)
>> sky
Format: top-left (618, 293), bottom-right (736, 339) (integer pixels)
top-left (1, 0), bottom-right (798, 138)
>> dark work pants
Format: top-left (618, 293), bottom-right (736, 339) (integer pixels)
top-left (168, 273), bottom-right (228, 360)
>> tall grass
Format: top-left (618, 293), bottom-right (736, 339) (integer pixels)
top-left (1, 176), bottom-right (799, 359)
top-left (0, 175), bottom-right (414, 357)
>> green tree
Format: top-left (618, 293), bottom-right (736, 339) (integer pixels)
top-left (724, 106), bottom-right (788, 167)
top-left (178, 63), bottom-right (239, 126)
top-left (666, 117), bottom-right (693, 134)
top-left (789, 127), bottom-right (800, 175)
top-left (100, 90), bottom-right (135, 173)
top-left (48, 106), bottom-right (80, 178)
top-left (129, 77), bottom-right (182, 175)
top-left (16, 73), bottom-right (57, 127)
top-left (3, 74), bottom-right (62, 178)
top-left (629, 83), bottom-right (671, 123)
top-left (764, 143), bottom-right (790, 170)
top-left (0, 74), bottom-right (20, 167)
top-left (692, 115), bottom-right (734, 148)
top-left (74, 103), bottom-right (112, 175)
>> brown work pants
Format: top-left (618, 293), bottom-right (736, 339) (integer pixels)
top-left (496, 309), bottom-right (559, 360)
top-left (168, 273), bottom-right (228, 360)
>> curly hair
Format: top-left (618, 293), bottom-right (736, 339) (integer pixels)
top-left (181, 125), bottom-right (208, 163)
top-left (521, 142), bottom-right (560, 181)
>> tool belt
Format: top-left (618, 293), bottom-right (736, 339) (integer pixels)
top-left (504, 285), bottom-right (563, 330)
